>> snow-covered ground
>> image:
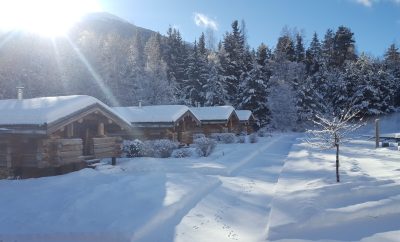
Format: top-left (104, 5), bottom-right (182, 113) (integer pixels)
top-left (0, 115), bottom-right (399, 242)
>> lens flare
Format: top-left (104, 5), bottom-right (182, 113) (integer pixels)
top-left (0, 0), bottom-right (101, 37)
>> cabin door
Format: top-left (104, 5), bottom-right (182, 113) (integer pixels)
top-left (82, 123), bottom-right (97, 156)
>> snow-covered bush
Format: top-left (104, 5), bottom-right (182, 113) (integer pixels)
top-left (193, 133), bottom-right (206, 140)
top-left (172, 148), bottom-right (193, 158)
top-left (210, 133), bottom-right (236, 144)
top-left (257, 127), bottom-right (271, 137)
top-left (210, 133), bottom-right (222, 141)
top-left (142, 141), bottom-right (156, 157)
top-left (122, 139), bottom-right (145, 157)
top-left (249, 133), bottom-right (258, 143)
top-left (220, 133), bottom-right (236, 144)
top-left (194, 137), bottom-right (216, 157)
top-left (237, 135), bottom-right (246, 143)
top-left (145, 139), bottom-right (178, 158)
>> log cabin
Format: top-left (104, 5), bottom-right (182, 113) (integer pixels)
top-left (190, 106), bottom-right (240, 135)
top-left (0, 95), bottom-right (131, 178)
top-left (235, 110), bottom-right (257, 134)
top-left (112, 105), bottom-right (201, 144)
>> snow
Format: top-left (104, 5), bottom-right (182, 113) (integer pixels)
top-left (0, 95), bottom-right (129, 126)
top-left (190, 106), bottom-right (235, 121)
top-left (235, 110), bottom-right (252, 121)
top-left (112, 105), bottom-right (193, 124)
top-left (380, 133), bottom-right (400, 139)
top-left (1, 113), bottom-right (400, 241)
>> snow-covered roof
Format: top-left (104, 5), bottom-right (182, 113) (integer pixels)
top-left (235, 110), bottom-right (253, 121)
top-left (112, 105), bottom-right (194, 124)
top-left (380, 133), bottom-right (400, 139)
top-left (190, 106), bottom-right (235, 121)
top-left (0, 95), bottom-right (129, 126)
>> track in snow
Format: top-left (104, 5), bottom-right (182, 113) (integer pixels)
top-left (172, 134), bottom-right (299, 242)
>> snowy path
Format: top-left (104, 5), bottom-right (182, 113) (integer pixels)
top-left (173, 134), bottom-right (298, 242)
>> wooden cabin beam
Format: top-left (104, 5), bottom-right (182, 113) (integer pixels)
top-left (67, 123), bottom-right (74, 138)
top-left (6, 144), bottom-right (12, 168)
top-left (98, 122), bottom-right (105, 136)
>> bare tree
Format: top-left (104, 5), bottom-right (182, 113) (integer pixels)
top-left (306, 109), bottom-right (363, 182)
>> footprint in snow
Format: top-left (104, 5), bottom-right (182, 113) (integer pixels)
top-left (228, 230), bottom-right (239, 240)
top-left (195, 213), bottom-right (205, 218)
top-left (222, 223), bottom-right (231, 230)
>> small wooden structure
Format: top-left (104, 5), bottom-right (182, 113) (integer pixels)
top-left (235, 110), bottom-right (257, 134)
top-left (0, 95), bottom-right (131, 178)
top-left (378, 133), bottom-right (400, 145)
top-left (190, 106), bottom-right (240, 135)
top-left (113, 105), bottom-right (201, 144)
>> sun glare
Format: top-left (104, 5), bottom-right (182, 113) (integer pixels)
top-left (0, 0), bottom-right (101, 37)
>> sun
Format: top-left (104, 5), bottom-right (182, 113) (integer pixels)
top-left (0, 0), bottom-right (101, 37)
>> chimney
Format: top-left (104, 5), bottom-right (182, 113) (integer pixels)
top-left (138, 100), bottom-right (142, 108)
top-left (16, 86), bottom-right (24, 100)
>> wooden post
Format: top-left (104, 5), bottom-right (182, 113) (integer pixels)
top-left (6, 144), bottom-right (12, 168)
top-left (111, 157), bottom-right (116, 166)
top-left (375, 119), bottom-right (380, 148)
top-left (67, 123), bottom-right (74, 138)
top-left (98, 122), bottom-right (105, 137)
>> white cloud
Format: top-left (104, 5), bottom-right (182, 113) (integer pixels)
top-left (193, 13), bottom-right (218, 31)
top-left (354, 0), bottom-right (400, 7)
top-left (356, 0), bottom-right (373, 7)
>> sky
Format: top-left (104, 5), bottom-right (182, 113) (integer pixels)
top-left (95, 0), bottom-right (400, 57)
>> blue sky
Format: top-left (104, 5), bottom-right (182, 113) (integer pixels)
top-left (97, 0), bottom-right (400, 56)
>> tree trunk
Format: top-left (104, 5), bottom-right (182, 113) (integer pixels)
top-left (336, 143), bottom-right (340, 183)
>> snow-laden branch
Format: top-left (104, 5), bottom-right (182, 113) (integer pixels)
top-left (305, 108), bottom-right (364, 149)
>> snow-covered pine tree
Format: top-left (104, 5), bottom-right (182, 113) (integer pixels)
top-left (332, 26), bottom-right (357, 68)
top-left (295, 33), bottom-right (305, 63)
top-left (383, 44), bottom-right (400, 106)
top-left (342, 54), bottom-right (394, 115)
top-left (100, 33), bottom-right (130, 106)
top-left (141, 33), bottom-right (176, 105)
top-left (274, 34), bottom-right (296, 62)
top-left (305, 32), bottom-right (322, 75)
top-left (322, 29), bottom-right (335, 68)
top-left (239, 43), bottom-right (270, 126)
top-left (184, 40), bottom-right (208, 106)
top-left (125, 32), bottom-right (145, 105)
top-left (325, 67), bottom-right (350, 116)
top-left (219, 20), bottom-right (248, 106)
top-left (198, 33), bottom-right (207, 57)
top-left (204, 53), bottom-right (226, 106)
top-left (164, 27), bottom-right (188, 98)
top-left (297, 73), bottom-right (325, 123)
top-left (268, 78), bottom-right (298, 130)
top-left (198, 33), bottom-right (211, 105)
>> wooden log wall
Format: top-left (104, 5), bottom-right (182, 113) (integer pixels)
top-left (180, 131), bottom-right (193, 144)
top-left (201, 124), bottom-right (229, 135)
top-left (93, 137), bottom-right (122, 159)
top-left (0, 142), bottom-right (9, 167)
top-left (47, 138), bottom-right (83, 166)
